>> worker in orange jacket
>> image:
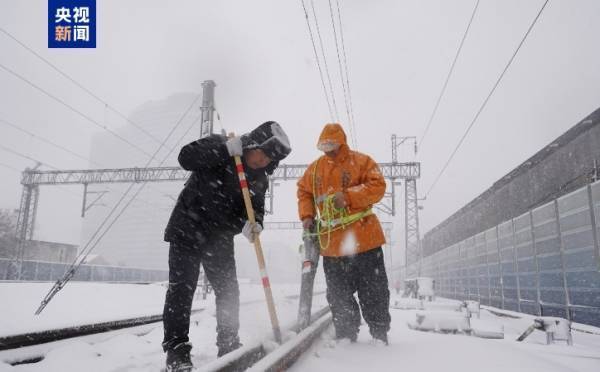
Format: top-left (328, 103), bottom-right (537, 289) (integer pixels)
top-left (297, 123), bottom-right (391, 344)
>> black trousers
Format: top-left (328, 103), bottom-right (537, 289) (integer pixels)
top-left (323, 247), bottom-right (391, 339)
top-left (162, 234), bottom-right (240, 352)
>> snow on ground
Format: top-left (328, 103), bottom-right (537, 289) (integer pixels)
top-left (0, 282), bottom-right (182, 337)
top-left (3, 284), bottom-right (598, 372)
top-left (292, 296), bottom-right (600, 372)
top-left (0, 281), bottom-right (327, 371)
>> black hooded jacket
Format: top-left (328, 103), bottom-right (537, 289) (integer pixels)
top-left (164, 134), bottom-right (270, 246)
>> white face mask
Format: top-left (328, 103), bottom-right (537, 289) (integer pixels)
top-left (317, 141), bottom-right (340, 152)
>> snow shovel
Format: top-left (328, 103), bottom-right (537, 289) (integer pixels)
top-left (233, 154), bottom-right (282, 344)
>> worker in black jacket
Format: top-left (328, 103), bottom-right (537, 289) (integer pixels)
top-left (162, 121), bottom-right (291, 372)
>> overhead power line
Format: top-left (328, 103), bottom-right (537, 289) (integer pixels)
top-left (327, 0), bottom-right (356, 148)
top-left (0, 139), bottom-right (170, 210)
top-left (36, 92), bottom-right (203, 314)
top-left (0, 61), bottom-right (155, 159)
top-left (0, 27), bottom-right (167, 149)
top-left (299, 0), bottom-right (335, 122)
top-left (0, 29), bottom-right (190, 205)
top-left (309, 0), bottom-right (340, 122)
top-left (0, 117), bottom-right (97, 166)
top-left (0, 117), bottom-right (177, 211)
top-left (0, 162), bottom-right (21, 172)
top-left (419, 0), bottom-right (480, 153)
top-left (0, 145), bottom-right (84, 200)
top-left (64, 94), bottom-right (201, 261)
top-left (335, 0), bottom-right (359, 149)
top-left (425, 0), bottom-right (550, 198)
top-left (0, 143), bottom-right (59, 170)
top-left (78, 112), bottom-right (203, 280)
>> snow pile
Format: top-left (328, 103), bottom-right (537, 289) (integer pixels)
top-left (391, 298), bottom-right (423, 310)
top-left (407, 310), bottom-right (471, 333)
top-left (423, 299), bottom-right (463, 312)
top-left (292, 306), bottom-right (600, 372)
top-left (470, 318), bottom-right (504, 339)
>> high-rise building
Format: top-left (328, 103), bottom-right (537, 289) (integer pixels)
top-left (81, 93), bottom-right (202, 269)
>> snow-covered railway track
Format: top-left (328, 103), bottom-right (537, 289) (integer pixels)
top-left (3, 305), bottom-right (332, 371)
top-left (1, 291), bottom-right (326, 353)
top-left (0, 309), bottom-right (205, 352)
top-left (198, 306), bottom-right (332, 372)
top-left (2, 290), bottom-right (329, 369)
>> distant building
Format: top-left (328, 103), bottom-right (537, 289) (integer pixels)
top-left (0, 208), bottom-right (19, 259)
top-left (23, 240), bottom-right (78, 263)
top-left (0, 239), bottom-right (77, 263)
top-left (80, 93), bottom-right (202, 270)
top-left (1, 208), bottom-right (78, 263)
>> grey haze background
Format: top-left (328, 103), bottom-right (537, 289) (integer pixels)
top-left (1, 0), bottom-right (599, 272)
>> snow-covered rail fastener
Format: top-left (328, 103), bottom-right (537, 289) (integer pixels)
top-left (482, 305), bottom-right (600, 336)
top-left (0, 309), bottom-right (205, 351)
top-left (201, 306), bottom-right (331, 372)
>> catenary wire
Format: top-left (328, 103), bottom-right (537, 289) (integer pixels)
top-left (334, 0), bottom-right (359, 149)
top-left (425, 0), bottom-right (550, 198)
top-left (0, 117), bottom-right (177, 210)
top-left (0, 61), bottom-right (155, 159)
top-left (35, 92), bottom-right (203, 314)
top-left (309, 0), bottom-right (340, 122)
top-left (0, 27), bottom-right (168, 149)
top-left (327, 0), bottom-right (356, 148)
top-left (418, 0), bottom-right (481, 153)
top-left (299, 0), bottom-right (336, 122)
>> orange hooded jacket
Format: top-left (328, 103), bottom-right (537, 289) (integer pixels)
top-left (297, 124), bottom-right (386, 257)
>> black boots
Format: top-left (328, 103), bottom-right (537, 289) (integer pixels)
top-left (217, 339), bottom-right (243, 357)
top-left (335, 332), bottom-right (358, 343)
top-left (166, 342), bottom-right (193, 372)
top-left (371, 329), bottom-right (389, 345)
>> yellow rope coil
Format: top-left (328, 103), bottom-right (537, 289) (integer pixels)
top-left (306, 158), bottom-right (372, 251)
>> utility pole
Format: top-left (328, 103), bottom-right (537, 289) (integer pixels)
top-left (200, 80), bottom-right (216, 138)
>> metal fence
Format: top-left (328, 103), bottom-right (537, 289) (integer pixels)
top-left (418, 180), bottom-right (600, 327)
top-left (0, 258), bottom-right (168, 282)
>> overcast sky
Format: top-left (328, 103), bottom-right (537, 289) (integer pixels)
top-left (1, 0), bottom-right (599, 262)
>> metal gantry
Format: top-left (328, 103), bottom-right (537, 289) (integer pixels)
top-left (19, 162), bottom-right (420, 185)
top-left (404, 178), bottom-right (421, 278)
top-left (13, 160), bottom-right (420, 278)
top-left (12, 87), bottom-right (422, 282)
top-left (12, 183), bottom-right (39, 279)
top-left (391, 134), bottom-right (422, 279)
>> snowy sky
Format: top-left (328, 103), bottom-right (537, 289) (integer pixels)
top-left (1, 0), bottom-right (600, 261)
